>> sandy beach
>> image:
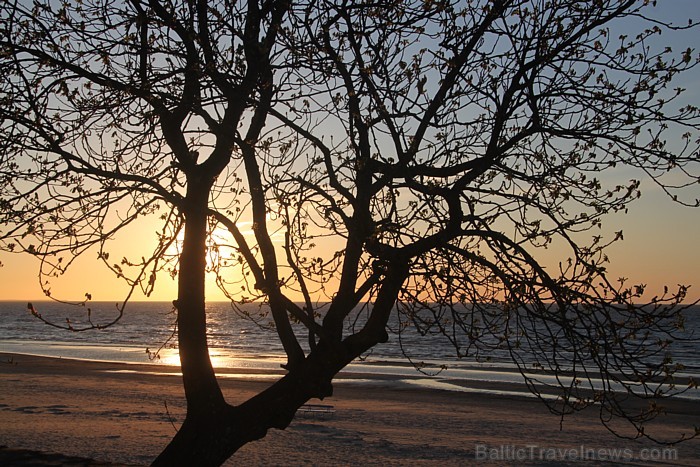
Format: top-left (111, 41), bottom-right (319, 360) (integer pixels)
top-left (0, 353), bottom-right (698, 466)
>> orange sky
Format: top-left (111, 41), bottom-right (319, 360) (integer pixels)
top-left (0, 178), bottom-right (698, 303)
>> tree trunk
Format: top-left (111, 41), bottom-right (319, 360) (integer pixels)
top-left (152, 184), bottom-right (229, 465)
top-left (152, 183), bottom-right (406, 465)
top-left (151, 303), bottom-right (399, 465)
top-left (177, 188), bottom-right (226, 413)
top-left (151, 347), bottom-right (346, 466)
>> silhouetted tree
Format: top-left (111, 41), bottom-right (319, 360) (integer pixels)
top-left (1, 1), bottom-right (698, 465)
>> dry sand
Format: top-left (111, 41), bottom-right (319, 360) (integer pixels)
top-left (0, 353), bottom-right (698, 466)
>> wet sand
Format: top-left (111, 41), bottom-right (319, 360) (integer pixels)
top-left (1, 353), bottom-right (698, 466)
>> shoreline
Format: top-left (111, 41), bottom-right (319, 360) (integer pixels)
top-left (3, 342), bottom-right (699, 405)
top-left (1, 353), bottom-right (699, 465)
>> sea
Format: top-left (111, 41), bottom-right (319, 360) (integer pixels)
top-left (1, 301), bottom-right (699, 401)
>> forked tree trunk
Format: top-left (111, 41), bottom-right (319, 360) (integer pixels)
top-left (151, 185), bottom-right (407, 466)
top-left (149, 187), bottom-right (340, 466)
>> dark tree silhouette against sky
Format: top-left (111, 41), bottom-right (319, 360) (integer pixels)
top-left (1, 1), bottom-right (699, 465)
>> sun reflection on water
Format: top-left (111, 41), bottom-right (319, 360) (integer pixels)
top-left (152, 347), bottom-right (282, 371)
